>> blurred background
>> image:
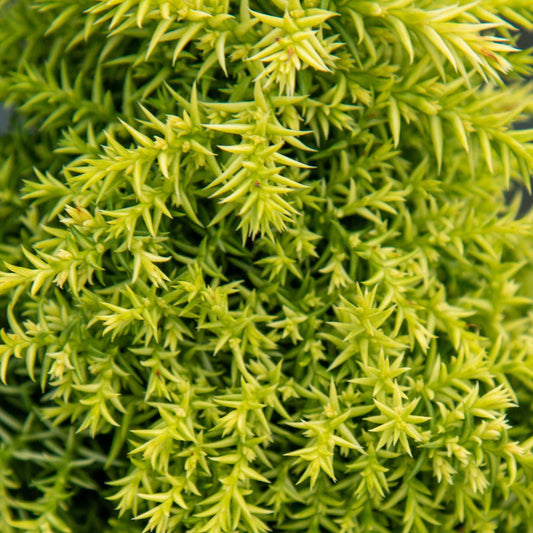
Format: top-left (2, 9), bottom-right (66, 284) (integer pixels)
top-left (0, 104), bottom-right (9, 134)
top-left (516, 30), bottom-right (533, 214)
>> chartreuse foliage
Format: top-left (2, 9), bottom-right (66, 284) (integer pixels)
top-left (1, 0), bottom-right (533, 531)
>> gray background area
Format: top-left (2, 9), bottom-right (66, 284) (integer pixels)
top-left (0, 105), bottom-right (10, 134)
top-left (517, 30), bottom-right (533, 214)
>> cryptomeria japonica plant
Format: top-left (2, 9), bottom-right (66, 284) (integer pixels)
top-left (1, 0), bottom-right (533, 531)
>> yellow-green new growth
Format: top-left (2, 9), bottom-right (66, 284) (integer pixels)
top-left (0, 0), bottom-right (533, 532)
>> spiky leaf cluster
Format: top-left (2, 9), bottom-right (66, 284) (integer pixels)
top-left (1, 0), bottom-right (533, 532)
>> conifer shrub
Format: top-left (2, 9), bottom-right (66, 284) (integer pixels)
top-left (1, 0), bottom-right (533, 531)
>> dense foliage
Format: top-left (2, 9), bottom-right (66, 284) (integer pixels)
top-left (1, 0), bottom-right (533, 531)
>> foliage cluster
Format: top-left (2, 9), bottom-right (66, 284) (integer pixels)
top-left (1, 0), bottom-right (533, 531)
